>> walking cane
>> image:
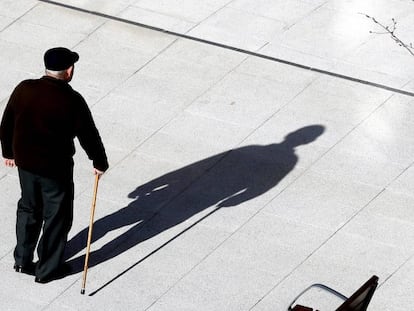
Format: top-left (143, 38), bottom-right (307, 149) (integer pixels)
top-left (81, 174), bottom-right (100, 295)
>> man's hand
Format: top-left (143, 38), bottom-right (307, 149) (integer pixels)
top-left (93, 168), bottom-right (104, 177)
top-left (4, 158), bottom-right (15, 167)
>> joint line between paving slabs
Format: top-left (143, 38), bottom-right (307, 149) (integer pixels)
top-left (38, 0), bottom-right (414, 98)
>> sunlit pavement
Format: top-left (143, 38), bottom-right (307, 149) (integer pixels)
top-left (1, 1), bottom-right (414, 310)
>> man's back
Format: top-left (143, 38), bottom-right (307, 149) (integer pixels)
top-left (3, 76), bottom-right (83, 177)
top-left (1, 75), bottom-right (107, 178)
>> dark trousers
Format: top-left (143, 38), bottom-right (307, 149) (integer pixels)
top-left (15, 168), bottom-right (74, 279)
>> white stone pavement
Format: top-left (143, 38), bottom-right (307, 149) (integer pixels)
top-left (1, 0), bottom-right (414, 310)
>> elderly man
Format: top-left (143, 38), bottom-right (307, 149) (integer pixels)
top-left (0, 47), bottom-right (108, 283)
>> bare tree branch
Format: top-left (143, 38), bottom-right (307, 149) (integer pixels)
top-left (361, 13), bottom-right (414, 56)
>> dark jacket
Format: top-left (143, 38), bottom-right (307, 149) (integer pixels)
top-left (0, 76), bottom-right (108, 178)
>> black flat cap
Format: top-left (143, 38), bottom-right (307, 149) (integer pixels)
top-left (44, 47), bottom-right (79, 71)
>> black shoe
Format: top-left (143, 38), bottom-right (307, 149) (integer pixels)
top-left (14, 263), bottom-right (36, 275)
top-left (35, 277), bottom-right (48, 284)
top-left (34, 276), bottom-right (48, 284)
top-left (34, 263), bottom-right (73, 284)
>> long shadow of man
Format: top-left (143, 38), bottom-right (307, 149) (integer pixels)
top-left (65, 125), bottom-right (325, 272)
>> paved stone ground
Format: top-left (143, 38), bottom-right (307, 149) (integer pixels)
top-left (1, 1), bottom-right (414, 310)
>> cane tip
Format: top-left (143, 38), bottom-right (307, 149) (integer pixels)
top-left (81, 289), bottom-right (85, 295)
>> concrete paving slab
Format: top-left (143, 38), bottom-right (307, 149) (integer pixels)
top-left (273, 6), bottom-right (372, 59)
top-left (309, 231), bottom-right (412, 276)
top-left (188, 7), bottom-right (285, 51)
top-left (71, 42), bottom-right (156, 105)
top-left (138, 54), bottom-right (233, 96)
top-left (309, 147), bottom-right (406, 188)
top-left (52, 0), bottom-right (136, 15)
top-left (342, 206), bottom-right (414, 251)
top-left (341, 36), bottom-right (414, 83)
top-left (308, 74), bottom-right (392, 103)
top-left (228, 0), bottom-right (319, 27)
top-left (75, 20), bottom-right (175, 56)
top-left (285, 88), bottom-right (383, 126)
top-left (21, 3), bottom-right (105, 34)
top-left (120, 5), bottom-right (196, 34)
top-left (157, 111), bottom-right (254, 149)
top-left (324, 0), bottom-right (410, 20)
top-left (0, 0), bottom-right (37, 19)
top-left (0, 18), bottom-right (86, 50)
top-left (133, 0), bottom-right (232, 24)
top-left (364, 189), bottom-right (414, 223)
top-left (0, 41), bottom-right (42, 102)
top-left (147, 256), bottom-right (278, 311)
top-left (162, 38), bottom-right (247, 70)
top-left (92, 113), bottom-right (156, 162)
top-left (263, 169), bottom-right (381, 230)
top-left (111, 55), bottom-right (233, 114)
top-left (334, 122), bottom-right (414, 167)
top-left (137, 131), bottom-right (228, 167)
top-left (0, 72), bottom-right (34, 105)
top-left (92, 93), bottom-right (176, 132)
top-left (387, 165), bottom-right (414, 196)
top-left (0, 40), bottom-right (42, 74)
top-left (0, 174), bottom-right (19, 208)
top-left (0, 16), bottom-right (13, 32)
top-left (186, 71), bottom-right (303, 128)
top-left (232, 212), bottom-right (333, 253)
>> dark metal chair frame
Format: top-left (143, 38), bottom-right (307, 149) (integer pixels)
top-left (288, 275), bottom-right (379, 311)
